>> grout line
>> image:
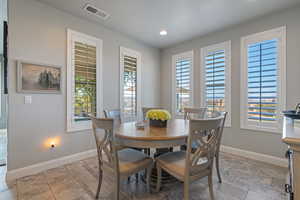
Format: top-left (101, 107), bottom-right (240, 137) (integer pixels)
top-left (43, 171), bottom-right (57, 200)
top-left (16, 178), bottom-right (19, 200)
top-left (65, 162), bottom-right (96, 199)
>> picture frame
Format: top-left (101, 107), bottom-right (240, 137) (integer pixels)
top-left (17, 60), bottom-right (62, 94)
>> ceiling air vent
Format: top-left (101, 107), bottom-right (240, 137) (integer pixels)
top-left (83, 4), bottom-right (110, 20)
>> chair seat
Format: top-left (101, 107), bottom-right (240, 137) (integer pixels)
top-left (103, 148), bottom-right (153, 175)
top-left (156, 151), bottom-right (209, 180)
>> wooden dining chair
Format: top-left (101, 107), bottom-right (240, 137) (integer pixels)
top-left (181, 107), bottom-right (208, 150)
top-left (156, 116), bottom-right (224, 200)
top-left (103, 109), bottom-right (140, 182)
top-left (104, 109), bottom-right (122, 124)
top-left (90, 117), bottom-right (154, 200)
top-left (183, 107), bottom-right (207, 120)
top-left (184, 109), bottom-right (227, 183)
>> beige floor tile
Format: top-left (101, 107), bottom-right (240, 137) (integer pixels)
top-left (0, 152), bottom-right (288, 200)
top-left (44, 166), bottom-right (93, 200)
top-left (66, 161), bottom-right (98, 195)
top-left (245, 190), bottom-right (287, 200)
top-left (17, 173), bottom-right (54, 200)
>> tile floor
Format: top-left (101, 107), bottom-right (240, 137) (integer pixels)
top-left (0, 152), bottom-right (287, 200)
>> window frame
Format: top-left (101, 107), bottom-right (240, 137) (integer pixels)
top-left (67, 29), bottom-right (103, 132)
top-left (172, 50), bottom-right (194, 117)
top-left (119, 46), bottom-right (142, 122)
top-left (240, 26), bottom-right (286, 133)
top-left (200, 41), bottom-right (232, 127)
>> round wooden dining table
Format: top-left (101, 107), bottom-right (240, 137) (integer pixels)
top-left (115, 119), bottom-right (189, 149)
top-left (115, 119), bottom-right (190, 186)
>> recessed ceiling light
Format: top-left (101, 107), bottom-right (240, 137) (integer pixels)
top-left (160, 30), bottom-right (167, 36)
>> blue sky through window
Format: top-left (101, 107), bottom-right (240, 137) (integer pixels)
top-left (176, 59), bottom-right (191, 113)
top-left (205, 50), bottom-right (225, 112)
top-left (247, 39), bottom-right (278, 121)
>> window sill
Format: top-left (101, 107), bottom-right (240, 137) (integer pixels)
top-left (67, 127), bottom-right (92, 133)
top-left (67, 120), bottom-right (92, 133)
top-left (240, 125), bottom-right (281, 134)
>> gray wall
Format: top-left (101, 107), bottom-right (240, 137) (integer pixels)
top-left (7, 0), bottom-right (160, 170)
top-left (160, 6), bottom-right (300, 158)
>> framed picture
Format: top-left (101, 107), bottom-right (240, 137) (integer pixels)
top-left (17, 61), bottom-right (62, 94)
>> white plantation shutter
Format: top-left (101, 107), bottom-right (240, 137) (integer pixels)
top-left (120, 47), bottom-right (141, 122)
top-left (74, 41), bottom-right (97, 121)
top-left (247, 39), bottom-right (278, 122)
top-left (241, 27), bottom-right (286, 132)
top-left (173, 51), bottom-right (193, 114)
top-left (201, 41), bottom-right (231, 126)
top-left (123, 55), bottom-right (137, 121)
top-left (205, 50), bottom-right (226, 113)
top-left (67, 29), bottom-right (103, 132)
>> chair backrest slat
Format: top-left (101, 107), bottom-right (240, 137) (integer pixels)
top-left (215, 111), bottom-right (228, 154)
top-left (185, 116), bottom-right (224, 176)
top-left (184, 107), bottom-right (207, 120)
top-left (104, 109), bottom-right (122, 124)
top-left (90, 116), bottom-right (119, 173)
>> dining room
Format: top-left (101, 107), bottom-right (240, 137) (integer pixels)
top-left (2, 0), bottom-right (300, 199)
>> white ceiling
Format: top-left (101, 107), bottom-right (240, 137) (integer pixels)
top-left (37, 0), bottom-right (300, 48)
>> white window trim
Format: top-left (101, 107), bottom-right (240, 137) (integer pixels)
top-left (240, 26), bottom-right (286, 133)
top-left (200, 41), bottom-right (232, 127)
top-left (120, 47), bottom-right (142, 121)
top-left (172, 50), bottom-right (194, 117)
top-left (67, 29), bottom-right (103, 132)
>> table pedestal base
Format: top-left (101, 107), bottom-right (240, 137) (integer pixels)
top-left (142, 148), bottom-right (179, 189)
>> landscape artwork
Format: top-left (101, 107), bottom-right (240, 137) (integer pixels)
top-left (18, 61), bottom-right (61, 93)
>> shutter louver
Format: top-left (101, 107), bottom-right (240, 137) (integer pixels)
top-left (123, 55), bottom-right (137, 121)
top-left (205, 50), bottom-right (226, 113)
top-left (247, 39), bottom-right (278, 122)
top-left (74, 41), bottom-right (97, 121)
top-left (176, 58), bottom-right (191, 113)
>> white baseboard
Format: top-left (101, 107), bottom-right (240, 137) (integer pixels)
top-left (6, 149), bottom-right (97, 181)
top-left (220, 145), bottom-right (288, 168)
top-left (6, 146), bottom-right (287, 181)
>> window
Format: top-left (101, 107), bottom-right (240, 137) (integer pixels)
top-left (241, 27), bottom-right (286, 133)
top-left (67, 29), bottom-right (103, 132)
top-left (172, 51), bottom-right (193, 115)
top-left (201, 41), bottom-right (231, 126)
top-left (120, 47), bottom-right (141, 122)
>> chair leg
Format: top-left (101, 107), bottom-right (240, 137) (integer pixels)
top-left (156, 165), bottom-right (162, 192)
top-left (95, 169), bottom-right (103, 199)
top-left (114, 175), bottom-right (120, 200)
top-left (215, 152), bottom-right (222, 183)
top-left (146, 165), bottom-right (152, 193)
top-left (135, 173), bottom-right (139, 183)
top-left (208, 173), bottom-right (214, 200)
top-left (183, 181), bottom-right (189, 200)
top-left (144, 148), bottom-right (150, 156)
top-left (180, 145), bottom-right (187, 151)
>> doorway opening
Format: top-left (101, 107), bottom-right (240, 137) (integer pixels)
top-left (0, 0), bottom-right (8, 168)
